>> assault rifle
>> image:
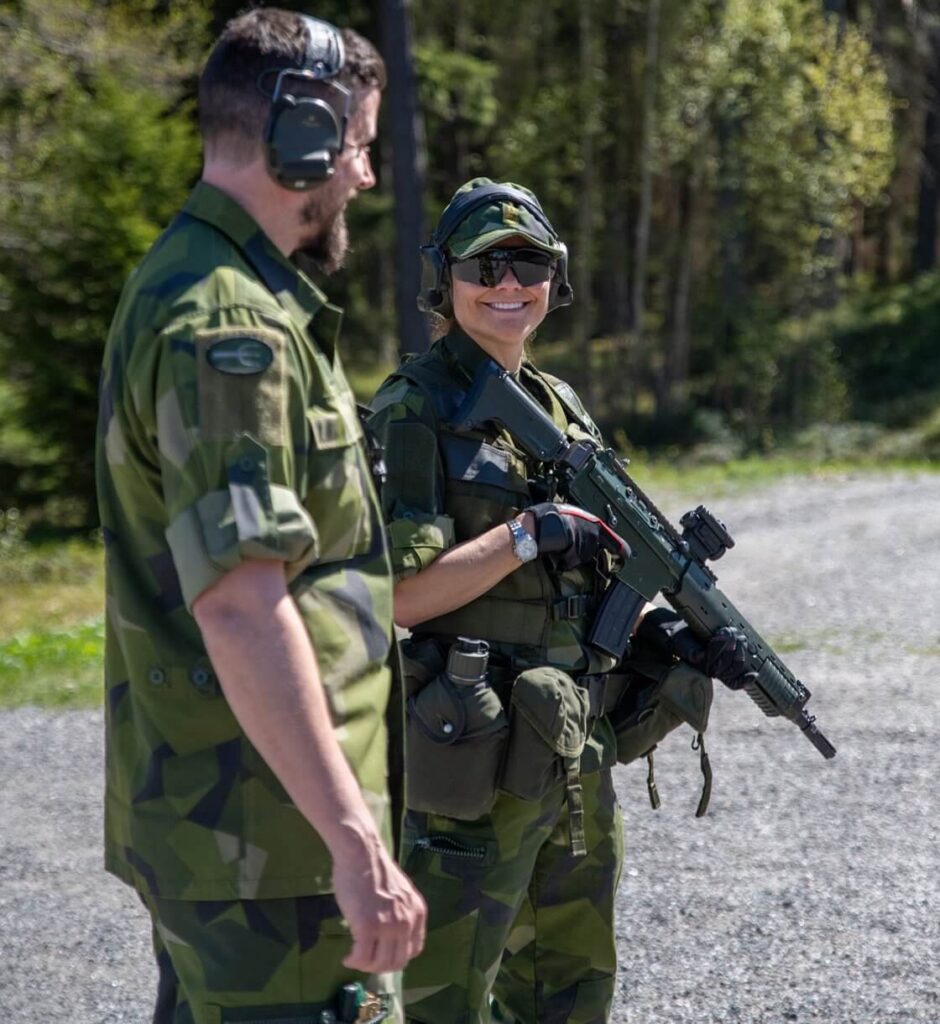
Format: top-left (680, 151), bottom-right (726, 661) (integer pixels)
top-left (450, 359), bottom-right (836, 760)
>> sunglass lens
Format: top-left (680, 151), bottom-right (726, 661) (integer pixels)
top-left (449, 249), bottom-right (556, 288)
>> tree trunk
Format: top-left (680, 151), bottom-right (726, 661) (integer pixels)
top-left (630, 0), bottom-right (661, 337)
top-left (716, 108), bottom-right (746, 369)
top-left (576, 0), bottom-right (598, 406)
top-left (915, 22), bottom-right (940, 273)
top-left (379, 0), bottom-right (429, 356)
top-left (660, 167), bottom-right (698, 416)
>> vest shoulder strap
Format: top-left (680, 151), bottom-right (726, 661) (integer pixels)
top-left (394, 355), bottom-right (469, 426)
top-left (394, 353), bottom-right (601, 443)
top-left (537, 370), bottom-right (603, 442)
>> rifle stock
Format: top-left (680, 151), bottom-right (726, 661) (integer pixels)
top-left (451, 359), bottom-right (836, 760)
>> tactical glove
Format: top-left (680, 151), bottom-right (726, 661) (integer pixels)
top-left (527, 502), bottom-right (630, 571)
top-left (635, 607), bottom-right (756, 690)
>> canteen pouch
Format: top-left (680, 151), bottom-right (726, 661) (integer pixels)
top-left (500, 667), bottom-right (590, 802)
top-left (611, 660), bottom-right (713, 765)
top-left (405, 667), bottom-right (508, 821)
top-left (400, 636), bottom-right (446, 699)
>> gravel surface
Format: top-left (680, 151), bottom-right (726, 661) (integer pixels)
top-left (1, 471), bottom-right (937, 1023)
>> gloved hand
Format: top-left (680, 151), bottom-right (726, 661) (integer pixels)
top-left (527, 502), bottom-right (630, 571)
top-left (635, 607), bottom-right (756, 690)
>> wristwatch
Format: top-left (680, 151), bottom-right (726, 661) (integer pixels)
top-left (506, 518), bottom-right (538, 563)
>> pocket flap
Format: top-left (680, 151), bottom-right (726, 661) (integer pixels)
top-left (408, 675), bottom-right (465, 744)
top-left (659, 663), bottom-right (714, 734)
top-left (510, 667), bottom-right (589, 758)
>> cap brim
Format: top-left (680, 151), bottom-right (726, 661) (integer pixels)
top-left (448, 227), bottom-right (565, 260)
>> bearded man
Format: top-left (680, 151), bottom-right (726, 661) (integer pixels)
top-left (95, 10), bottom-right (424, 1022)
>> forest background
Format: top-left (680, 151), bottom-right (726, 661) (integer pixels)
top-left (1, 0), bottom-right (940, 538)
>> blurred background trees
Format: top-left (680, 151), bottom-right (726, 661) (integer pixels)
top-left (1, 0), bottom-right (939, 528)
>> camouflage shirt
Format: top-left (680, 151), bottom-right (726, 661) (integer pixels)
top-left (369, 329), bottom-right (617, 773)
top-left (95, 182), bottom-right (395, 900)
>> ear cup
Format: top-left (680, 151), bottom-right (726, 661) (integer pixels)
top-left (548, 247), bottom-right (574, 310)
top-left (417, 245), bottom-right (452, 315)
top-left (265, 94), bottom-right (344, 189)
top-left (259, 16), bottom-right (349, 190)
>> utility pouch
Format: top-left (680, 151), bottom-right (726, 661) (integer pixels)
top-left (500, 667), bottom-right (590, 803)
top-left (611, 661), bottom-right (713, 766)
top-left (405, 665), bottom-right (508, 821)
top-left (611, 660), bottom-right (714, 816)
top-left (400, 636), bottom-right (446, 699)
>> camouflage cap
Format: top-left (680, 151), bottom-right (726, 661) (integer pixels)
top-left (440, 177), bottom-right (566, 260)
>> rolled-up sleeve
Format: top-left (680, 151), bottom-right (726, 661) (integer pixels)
top-left (155, 321), bottom-right (318, 609)
top-left (368, 380), bottom-right (455, 581)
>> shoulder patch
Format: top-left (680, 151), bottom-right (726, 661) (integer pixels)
top-left (206, 335), bottom-right (274, 375)
top-left (194, 326), bottom-right (288, 444)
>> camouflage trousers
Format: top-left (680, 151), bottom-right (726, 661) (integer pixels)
top-left (401, 769), bottom-right (624, 1024)
top-left (142, 891), bottom-right (402, 1023)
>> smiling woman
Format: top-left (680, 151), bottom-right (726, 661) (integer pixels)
top-left (368, 178), bottom-right (633, 1024)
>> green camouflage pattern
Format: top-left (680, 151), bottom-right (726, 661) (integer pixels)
top-left (400, 770), bottom-right (623, 1024)
top-left (368, 329), bottom-right (617, 776)
top-left (96, 182), bottom-right (395, 901)
top-left (443, 177), bottom-right (567, 260)
top-left (369, 331), bottom-right (623, 1020)
top-left (144, 891), bottom-right (402, 1023)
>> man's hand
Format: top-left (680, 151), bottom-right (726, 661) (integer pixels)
top-left (636, 607), bottom-right (756, 690)
top-left (527, 502), bottom-right (630, 571)
top-left (332, 828), bottom-right (427, 973)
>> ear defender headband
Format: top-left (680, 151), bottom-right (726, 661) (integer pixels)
top-left (418, 184), bottom-right (574, 317)
top-left (260, 16), bottom-right (350, 190)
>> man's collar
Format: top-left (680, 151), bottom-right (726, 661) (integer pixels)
top-left (183, 182), bottom-right (336, 331)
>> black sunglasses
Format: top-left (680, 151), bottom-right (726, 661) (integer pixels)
top-left (449, 248), bottom-right (557, 288)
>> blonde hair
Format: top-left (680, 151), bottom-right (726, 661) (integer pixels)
top-left (428, 313), bottom-right (453, 342)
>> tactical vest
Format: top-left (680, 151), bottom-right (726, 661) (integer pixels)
top-left (392, 346), bottom-right (617, 676)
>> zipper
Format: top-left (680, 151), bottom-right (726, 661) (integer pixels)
top-left (413, 834), bottom-right (488, 861)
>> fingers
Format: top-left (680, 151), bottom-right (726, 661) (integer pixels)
top-left (340, 871), bottom-right (427, 975)
top-left (342, 905), bottom-right (425, 973)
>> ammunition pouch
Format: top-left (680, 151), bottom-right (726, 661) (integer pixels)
top-left (610, 660), bottom-right (713, 765)
top-left (402, 639), bottom-right (508, 821)
top-left (500, 666), bottom-right (590, 802)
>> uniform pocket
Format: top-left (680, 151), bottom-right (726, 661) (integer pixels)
top-left (500, 667), bottom-right (589, 802)
top-left (304, 389), bottom-right (373, 563)
top-left (405, 672), bottom-right (508, 821)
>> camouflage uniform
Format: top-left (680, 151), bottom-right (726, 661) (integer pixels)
top-left (370, 323), bottom-right (625, 1023)
top-left (96, 182), bottom-right (400, 1022)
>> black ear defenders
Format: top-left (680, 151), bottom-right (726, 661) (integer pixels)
top-left (260, 16), bottom-right (350, 190)
top-left (417, 184), bottom-right (574, 317)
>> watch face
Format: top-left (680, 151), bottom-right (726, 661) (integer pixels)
top-left (509, 520), bottom-right (538, 562)
top-left (518, 532), bottom-right (538, 561)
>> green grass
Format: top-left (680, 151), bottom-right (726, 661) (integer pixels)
top-left (0, 537), bottom-right (105, 709)
top-left (628, 453), bottom-right (939, 500)
top-left (0, 618), bottom-right (104, 709)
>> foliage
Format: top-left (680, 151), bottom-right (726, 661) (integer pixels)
top-left (826, 272), bottom-right (940, 425)
top-left (0, 0), bottom-right (207, 523)
top-left (662, 0), bottom-right (894, 290)
top-left (0, 0), bottom-right (936, 529)
top-left (0, 618), bottom-right (104, 709)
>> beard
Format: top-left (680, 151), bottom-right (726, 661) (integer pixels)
top-left (294, 190), bottom-right (350, 277)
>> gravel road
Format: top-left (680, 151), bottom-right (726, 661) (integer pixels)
top-left (1, 471), bottom-right (937, 1023)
